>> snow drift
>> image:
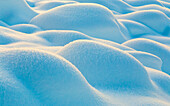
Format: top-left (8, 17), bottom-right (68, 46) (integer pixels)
top-left (0, 0), bottom-right (170, 105)
top-left (30, 3), bottom-right (127, 43)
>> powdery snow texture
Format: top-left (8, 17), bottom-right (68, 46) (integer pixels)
top-left (0, 0), bottom-right (170, 105)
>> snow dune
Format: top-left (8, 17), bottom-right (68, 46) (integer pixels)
top-left (30, 3), bottom-right (127, 43)
top-left (0, 0), bottom-right (170, 105)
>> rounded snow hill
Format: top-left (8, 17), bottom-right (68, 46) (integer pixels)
top-left (0, 26), bottom-right (48, 45)
top-left (117, 10), bottom-right (170, 36)
top-left (35, 30), bottom-right (92, 46)
top-left (30, 3), bottom-right (127, 43)
top-left (0, 48), bottom-right (110, 105)
top-left (0, 69), bottom-right (40, 106)
top-left (34, 1), bottom-right (77, 11)
top-left (0, 42), bottom-right (43, 48)
top-left (57, 40), bottom-right (153, 90)
top-left (126, 51), bottom-right (162, 70)
top-left (0, 0), bottom-right (37, 25)
top-left (123, 38), bottom-right (170, 75)
top-left (119, 19), bottom-right (158, 38)
top-left (94, 39), bottom-right (134, 51)
top-left (142, 35), bottom-right (170, 45)
top-left (135, 4), bottom-right (170, 17)
top-left (0, 42), bottom-right (62, 53)
top-left (35, 30), bottom-right (133, 50)
top-left (146, 67), bottom-right (170, 95)
top-left (60, 0), bottom-right (133, 13)
top-left (124, 0), bottom-right (165, 7)
top-left (9, 24), bottom-right (42, 34)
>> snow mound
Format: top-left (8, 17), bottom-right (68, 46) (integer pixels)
top-left (30, 3), bottom-right (127, 43)
top-left (117, 10), bottom-right (170, 36)
top-left (0, 42), bottom-right (62, 53)
top-left (57, 40), bottom-right (153, 90)
top-left (94, 39), bottom-right (134, 51)
top-left (9, 24), bottom-right (42, 34)
top-left (0, 48), bottom-right (109, 105)
top-left (0, 0), bottom-right (37, 25)
top-left (127, 51), bottom-right (162, 70)
top-left (63, 0), bottom-right (133, 13)
top-left (142, 35), bottom-right (170, 45)
top-left (0, 69), bottom-right (40, 105)
top-left (1, 0), bottom-right (170, 105)
top-left (146, 67), bottom-right (170, 95)
top-left (135, 4), bottom-right (170, 17)
top-left (35, 30), bottom-right (134, 49)
top-left (119, 19), bottom-right (158, 38)
top-left (35, 30), bottom-right (91, 46)
top-left (124, 0), bottom-right (165, 7)
top-left (0, 26), bottom-right (48, 45)
top-left (34, 1), bottom-right (77, 11)
top-left (123, 38), bottom-right (170, 75)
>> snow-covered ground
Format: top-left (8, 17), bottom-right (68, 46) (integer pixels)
top-left (1, 0), bottom-right (170, 105)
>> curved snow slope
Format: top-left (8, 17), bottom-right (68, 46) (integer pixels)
top-left (0, 70), bottom-right (40, 106)
top-left (0, 42), bottom-right (62, 53)
top-left (146, 67), bottom-right (170, 95)
top-left (34, 30), bottom-right (133, 50)
top-left (0, 0), bottom-right (170, 105)
top-left (126, 51), bottom-right (162, 70)
top-left (34, 1), bottom-right (77, 11)
top-left (0, 26), bottom-right (48, 45)
top-left (135, 4), bottom-right (170, 17)
top-left (60, 0), bottom-right (133, 13)
top-left (0, 0), bottom-right (37, 25)
top-left (0, 48), bottom-right (109, 105)
top-left (57, 40), bottom-right (152, 90)
top-left (124, 0), bottom-right (165, 7)
top-left (35, 30), bottom-right (92, 46)
top-left (0, 26), bottom-right (132, 49)
top-left (117, 10), bottom-right (170, 36)
top-left (30, 3), bottom-right (127, 43)
top-left (118, 19), bottom-right (158, 38)
top-left (94, 38), bottom-right (134, 51)
top-left (9, 24), bottom-right (42, 34)
top-left (0, 21), bottom-right (8, 27)
top-left (123, 38), bottom-right (170, 75)
top-left (143, 35), bottom-right (170, 45)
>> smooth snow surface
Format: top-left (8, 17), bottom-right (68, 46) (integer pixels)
top-left (1, 0), bottom-right (170, 105)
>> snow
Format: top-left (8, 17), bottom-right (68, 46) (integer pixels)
top-left (0, 48), bottom-right (110, 105)
top-left (126, 51), bottom-right (162, 70)
top-left (116, 10), bottom-right (170, 36)
top-left (34, 1), bottom-right (77, 11)
top-left (0, 0), bottom-right (37, 25)
top-left (0, 26), bottom-right (48, 45)
top-left (57, 40), bottom-right (153, 90)
top-left (9, 24), bottom-right (42, 34)
top-left (123, 38), bottom-right (170, 75)
top-left (146, 67), bottom-right (170, 95)
top-left (0, 0), bottom-right (170, 105)
top-left (119, 19), bottom-right (160, 38)
top-left (35, 30), bottom-right (92, 46)
top-left (30, 3), bottom-right (127, 43)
